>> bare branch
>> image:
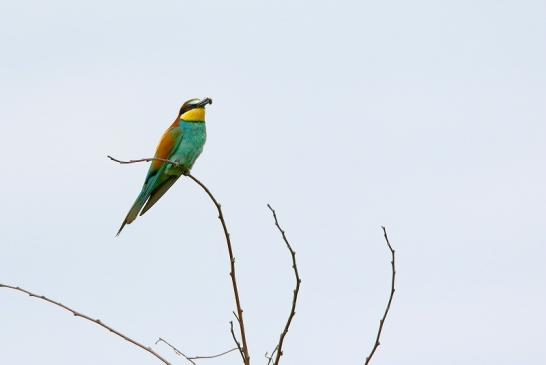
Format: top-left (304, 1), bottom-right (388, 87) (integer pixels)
top-left (107, 155), bottom-right (181, 167)
top-left (266, 204), bottom-right (301, 365)
top-left (109, 155), bottom-right (251, 365)
top-left (186, 173), bottom-right (250, 364)
top-left (364, 226), bottom-right (397, 365)
top-left (0, 283), bottom-right (171, 365)
top-left (155, 337), bottom-right (238, 365)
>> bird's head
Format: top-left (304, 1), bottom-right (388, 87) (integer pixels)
top-left (178, 97), bottom-right (212, 122)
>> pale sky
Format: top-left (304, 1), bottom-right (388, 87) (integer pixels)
top-left (1, 1), bottom-right (545, 364)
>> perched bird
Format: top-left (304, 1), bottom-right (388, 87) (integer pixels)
top-left (117, 97), bottom-right (212, 235)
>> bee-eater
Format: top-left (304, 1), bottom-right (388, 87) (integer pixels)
top-left (117, 97), bottom-right (212, 235)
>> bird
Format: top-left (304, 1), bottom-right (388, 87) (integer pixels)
top-left (117, 97), bottom-right (212, 236)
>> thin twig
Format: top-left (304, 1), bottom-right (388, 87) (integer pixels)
top-left (0, 283), bottom-right (171, 365)
top-left (190, 347), bottom-right (239, 361)
top-left (231, 312), bottom-right (245, 362)
top-left (364, 226), bottom-right (396, 365)
top-left (155, 337), bottom-right (238, 365)
top-left (107, 155), bottom-right (181, 167)
top-left (265, 345), bottom-right (278, 365)
top-left (266, 204), bottom-right (301, 365)
top-left (230, 321), bottom-right (245, 361)
top-left (156, 338), bottom-right (192, 364)
top-left (109, 155), bottom-right (251, 365)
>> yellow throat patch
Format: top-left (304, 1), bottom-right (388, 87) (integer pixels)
top-left (180, 107), bottom-right (205, 122)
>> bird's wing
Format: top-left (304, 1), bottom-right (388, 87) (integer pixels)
top-left (145, 124), bottom-right (183, 182)
top-left (137, 124), bottom-right (184, 215)
top-left (116, 123), bottom-right (183, 235)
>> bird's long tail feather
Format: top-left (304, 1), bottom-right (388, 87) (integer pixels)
top-left (116, 188), bottom-right (150, 236)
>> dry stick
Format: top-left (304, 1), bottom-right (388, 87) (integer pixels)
top-left (178, 172), bottom-right (251, 364)
top-left (0, 283), bottom-right (171, 365)
top-left (266, 204), bottom-right (301, 365)
top-left (108, 155), bottom-right (251, 365)
top-left (364, 226), bottom-right (396, 365)
top-left (155, 337), bottom-right (238, 365)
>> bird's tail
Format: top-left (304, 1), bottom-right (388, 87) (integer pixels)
top-left (116, 189), bottom-right (150, 236)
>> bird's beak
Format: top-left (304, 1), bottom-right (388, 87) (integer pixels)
top-left (196, 97), bottom-right (212, 108)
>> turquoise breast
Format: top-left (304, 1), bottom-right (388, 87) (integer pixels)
top-left (171, 121), bottom-right (206, 170)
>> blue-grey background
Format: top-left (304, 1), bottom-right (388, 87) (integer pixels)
top-left (1, 1), bottom-right (545, 364)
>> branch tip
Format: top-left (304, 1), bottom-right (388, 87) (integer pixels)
top-left (266, 204), bottom-right (301, 365)
top-left (363, 226), bottom-right (397, 365)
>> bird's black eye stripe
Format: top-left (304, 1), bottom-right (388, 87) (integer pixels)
top-left (179, 105), bottom-right (191, 115)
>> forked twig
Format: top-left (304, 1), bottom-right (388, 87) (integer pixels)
top-left (155, 337), bottom-right (238, 365)
top-left (109, 155), bottom-right (251, 365)
top-left (364, 226), bottom-right (396, 364)
top-left (266, 204), bottom-right (301, 365)
top-left (0, 283), bottom-right (171, 365)
top-left (265, 345), bottom-right (278, 365)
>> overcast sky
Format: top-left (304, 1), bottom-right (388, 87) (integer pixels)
top-left (1, 1), bottom-right (545, 364)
